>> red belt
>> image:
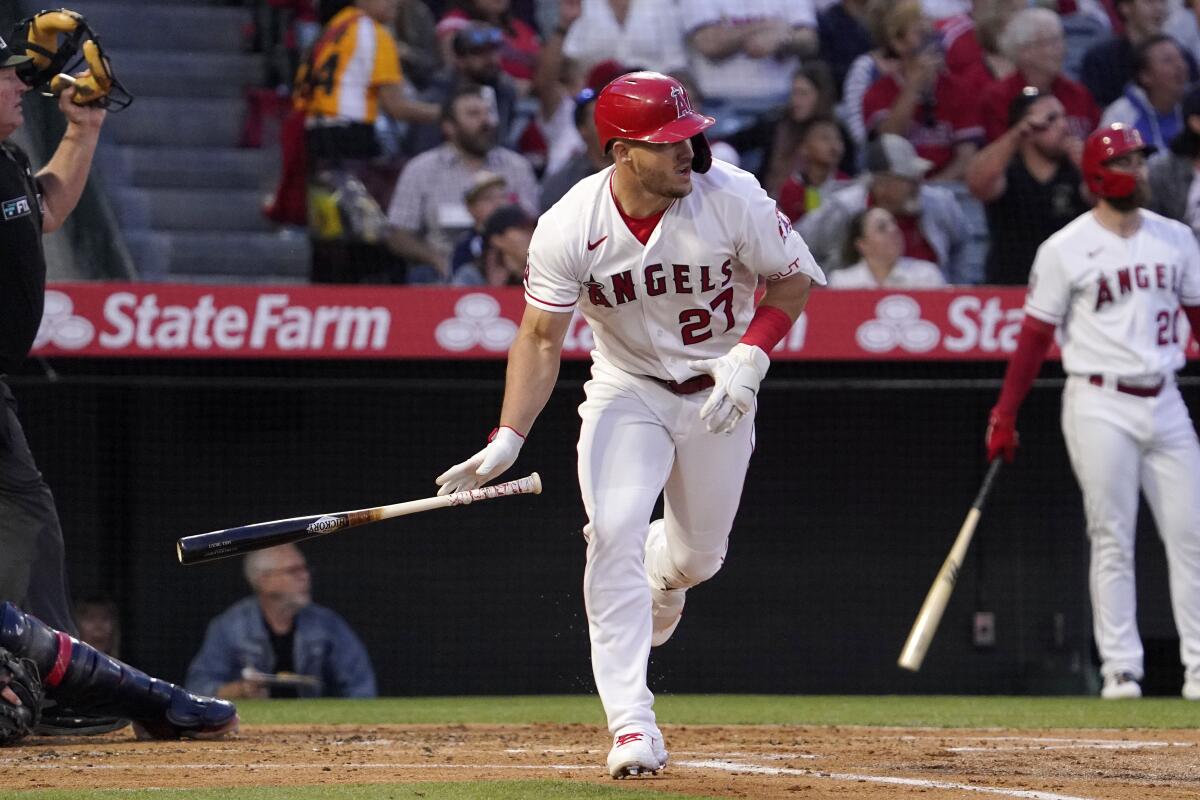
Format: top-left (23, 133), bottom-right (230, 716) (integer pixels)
top-left (661, 375), bottom-right (715, 395)
top-left (1088, 374), bottom-right (1164, 398)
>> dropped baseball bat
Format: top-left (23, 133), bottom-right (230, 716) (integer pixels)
top-left (177, 473), bottom-right (542, 565)
top-left (897, 459), bottom-right (1002, 672)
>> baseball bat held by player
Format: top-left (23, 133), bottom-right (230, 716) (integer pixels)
top-left (177, 473), bottom-right (542, 565)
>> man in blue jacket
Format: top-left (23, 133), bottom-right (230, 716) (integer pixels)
top-left (186, 545), bottom-right (376, 699)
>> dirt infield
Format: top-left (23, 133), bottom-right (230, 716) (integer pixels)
top-left (4, 723), bottom-right (1200, 798)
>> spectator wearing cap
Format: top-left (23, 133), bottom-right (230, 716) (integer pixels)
top-left (452, 204), bottom-right (535, 285)
top-left (1100, 34), bottom-right (1189, 152)
top-left (979, 8), bottom-right (1100, 142)
top-left (1080, 0), bottom-right (1196, 109)
top-left (860, 0), bottom-right (984, 181)
top-left (966, 87), bottom-right (1088, 285)
top-left (385, 84), bottom-right (539, 282)
top-left (1148, 85), bottom-right (1200, 234)
top-left (403, 22), bottom-right (520, 155)
top-left (681, 0), bottom-right (819, 113)
top-left (828, 208), bottom-right (947, 288)
top-left (450, 171), bottom-right (512, 278)
top-left (435, 0), bottom-right (541, 90)
top-left (798, 133), bottom-right (975, 281)
top-left (539, 88), bottom-right (611, 211)
top-left (775, 116), bottom-right (851, 224)
top-left (555, 0), bottom-right (688, 76)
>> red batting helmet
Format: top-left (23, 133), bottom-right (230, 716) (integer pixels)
top-left (1082, 123), bottom-right (1149, 199)
top-left (594, 71), bottom-right (716, 173)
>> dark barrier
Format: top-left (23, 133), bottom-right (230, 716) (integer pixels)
top-left (8, 358), bottom-right (1196, 697)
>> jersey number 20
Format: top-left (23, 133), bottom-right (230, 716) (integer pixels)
top-left (1157, 308), bottom-right (1182, 346)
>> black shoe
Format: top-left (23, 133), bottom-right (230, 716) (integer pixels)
top-left (36, 703), bottom-right (131, 736)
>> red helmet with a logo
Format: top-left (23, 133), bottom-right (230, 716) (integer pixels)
top-left (1082, 123), bottom-right (1149, 199)
top-left (594, 71), bottom-right (716, 173)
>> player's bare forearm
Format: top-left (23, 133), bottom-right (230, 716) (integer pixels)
top-left (498, 306), bottom-right (572, 435)
top-left (758, 273), bottom-right (812, 321)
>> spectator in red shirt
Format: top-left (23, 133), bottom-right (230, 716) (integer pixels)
top-left (980, 7), bottom-right (1101, 142)
top-left (936, 0), bottom-right (1023, 94)
top-left (861, 8), bottom-right (984, 180)
top-left (776, 116), bottom-right (850, 223)
top-left (435, 0), bottom-right (541, 90)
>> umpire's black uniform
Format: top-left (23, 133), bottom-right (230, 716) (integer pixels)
top-left (0, 138), bottom-right (78, 636)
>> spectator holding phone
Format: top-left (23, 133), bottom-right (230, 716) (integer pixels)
top-left (861, 1), bottom-right (983, 180)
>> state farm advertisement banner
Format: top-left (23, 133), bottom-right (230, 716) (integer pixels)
top-left (30, 282), bottom-right (1195, 361)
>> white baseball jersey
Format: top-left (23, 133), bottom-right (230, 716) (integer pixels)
top-left (1025, 210), bottom-right (1200, 378)
top-left (524, 159), bottom-right (826, 382)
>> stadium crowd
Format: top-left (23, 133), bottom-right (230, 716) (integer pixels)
top-left (254, 0), bottom-right (1200, 288)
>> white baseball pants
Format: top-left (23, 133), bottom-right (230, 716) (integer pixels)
top-left (1061, 375), bottom-right (1200, 685)
top-left (577, 355), bottom-right (754, 735)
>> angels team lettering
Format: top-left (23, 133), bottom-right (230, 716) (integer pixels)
top-left (585, 260), bottom-right (734, 308)
top-left (1094, 263), bottom-right (1184, 310)
top-left (584, 260), bottom-right (736, 345)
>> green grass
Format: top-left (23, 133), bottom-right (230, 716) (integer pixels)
top-left (2, 783), bottom-right (699, 800)
top-left (235, 693), bottom-right (1200, 729)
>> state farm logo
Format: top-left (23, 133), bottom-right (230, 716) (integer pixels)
top-left (856, 295), bottom-right (939, 353)
top-left (34, 290), bottom-right (95, 350)
top-left (435, 293), bottom-right (518, 352)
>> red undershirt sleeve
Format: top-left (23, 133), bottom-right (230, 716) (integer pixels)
top-left (993, 315), bottom-right (1057, 419)
top-left (1184, 306), bottom-right (1200, 343)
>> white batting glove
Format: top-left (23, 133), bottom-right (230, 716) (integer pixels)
top-left (686, 343), bottom-right (770, 435)
top-left (435, 427), bottom-right (525, 495)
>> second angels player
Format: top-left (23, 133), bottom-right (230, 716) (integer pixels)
top-left (435, 72), bottom-right (825, 777)
top-left (987, 124), bottom-right (1200, 701)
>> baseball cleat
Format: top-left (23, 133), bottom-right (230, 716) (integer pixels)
top-left (1100, 671), bottom-right (1142, 699)
top-left (1182, 679), bottom-right (1200, 701)
top-left (607, 728), bottom-right (668, 778)
top-left (132, 688), bottom-right (239, 740)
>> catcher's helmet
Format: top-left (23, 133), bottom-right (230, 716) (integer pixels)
top-left (1082, 123), bottom-right (1149, 199)
top-left (594, 71), bottom-right (716, 173)
top-left (8, 8), bottom-right (132, 110)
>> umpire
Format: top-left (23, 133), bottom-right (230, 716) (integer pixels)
top-left (0, 37), bottom-right (105, 647)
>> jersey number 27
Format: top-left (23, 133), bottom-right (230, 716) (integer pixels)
top-left (678, 288), bottom-right (735, 345)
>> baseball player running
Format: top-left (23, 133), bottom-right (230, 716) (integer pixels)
top-left (986, 123), bottom-right (1200, 700)
top-left (436, 72), bottom-right (824, 776)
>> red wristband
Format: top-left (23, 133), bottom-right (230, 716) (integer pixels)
top-left (739, 304), bottom-right (793, 352)
top-left (488, 425), bottom-right (525, 442)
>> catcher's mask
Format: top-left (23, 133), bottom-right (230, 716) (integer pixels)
top-left (9, 8), bottom-right (132, 110)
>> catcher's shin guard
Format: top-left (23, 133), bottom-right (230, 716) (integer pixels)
top-left (0, 602), bottom-right (238, 739)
